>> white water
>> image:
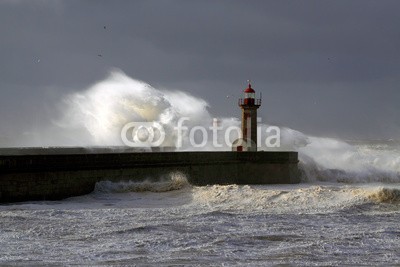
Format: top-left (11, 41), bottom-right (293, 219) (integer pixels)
top-left (1, 70), bottom-right (399, 265)
top-left (0, 179), bottom-right (399, 265)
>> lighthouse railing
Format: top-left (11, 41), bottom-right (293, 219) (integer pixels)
top-left (238, 98), bottom-right (261, 106)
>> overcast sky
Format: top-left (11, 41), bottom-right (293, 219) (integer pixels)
top-left (1, 0), bottom-right (400, 141)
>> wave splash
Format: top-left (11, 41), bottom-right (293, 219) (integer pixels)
top-left (298, 138), bottom-right (400, 183)
top-left (366, 187), bottom-right (400, 203)
top-left (94, 172), bottom-right (190, 193)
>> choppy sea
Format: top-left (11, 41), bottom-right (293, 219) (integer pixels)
top-left (1, 140), bottom-right (399, 266)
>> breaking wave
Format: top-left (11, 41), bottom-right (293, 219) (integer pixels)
top-left (94, 172), bottom-right (190, 193)
top-left (298, 138), bottom-right (400, 183)
top-left (190, 184), bottom-right (400, 214)
top-left (366, 187), bottom-right (400, 203)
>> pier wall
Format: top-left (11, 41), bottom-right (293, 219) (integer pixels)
top-left (0, 151), bottom-right (299, 203)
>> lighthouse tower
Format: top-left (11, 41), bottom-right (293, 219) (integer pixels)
top-left (234, 81), bottom-right (261, 151)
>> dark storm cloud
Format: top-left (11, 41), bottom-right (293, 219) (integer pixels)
top-left (1, 0), bottom-right (400, 140)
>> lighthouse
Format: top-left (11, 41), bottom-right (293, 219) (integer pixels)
top-left (233, 81), bottom-right (261, 151)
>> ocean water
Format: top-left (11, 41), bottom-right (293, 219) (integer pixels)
top-left (1, 141), bottom-right (400, 266)
top-left (1, 73), bottom-right (399, 265)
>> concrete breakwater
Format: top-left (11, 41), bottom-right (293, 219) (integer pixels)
top-left (0, 150), bottom-right (299, 203)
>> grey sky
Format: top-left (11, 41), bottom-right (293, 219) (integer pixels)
top-left (1, 0), bottom-right (400, 142)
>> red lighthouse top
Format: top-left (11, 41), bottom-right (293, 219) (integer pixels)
top-left (244, 83), bottom-right (255, 93)
top-left (238, 81), bottom-right (261, 107)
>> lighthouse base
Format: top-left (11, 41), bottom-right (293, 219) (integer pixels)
top-left (231, 138), bottom-right (257, 152)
